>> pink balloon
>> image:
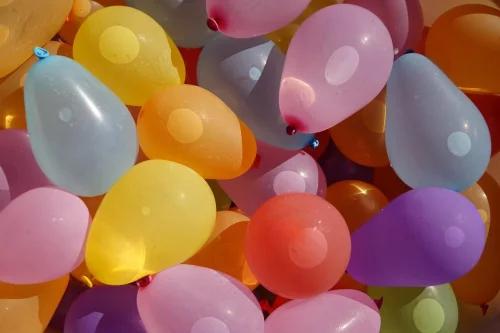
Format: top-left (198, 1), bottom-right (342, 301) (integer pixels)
top-left (265, 290), bottom-right (381, 333)
top-left (0, 187), bottom-right (89, 284)
top-left (137, 265), bottom-right (264, 333)
top-left (279, 4), bottom-right (394, 133)
top-left (219, 142), bottom-right (326, 215)
top-left (205, 0), bottom-right (311, 38)
top-left (346, 0), bottom-right (424, 56)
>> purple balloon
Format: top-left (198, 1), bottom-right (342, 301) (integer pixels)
top-left (64, 285), bottom-right (147, 333)
top-left (348, 187), bottom-right (486, 286)
top-left (49, 279), bottom-right (87, 331)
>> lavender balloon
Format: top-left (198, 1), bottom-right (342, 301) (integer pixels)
top-left (348, 187), bottom-right (486, 286)
top-left (64, 285), bottom-right (146, 333)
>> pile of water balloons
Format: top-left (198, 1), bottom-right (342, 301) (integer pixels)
top-left (0, 0), bottom-right (499, 332)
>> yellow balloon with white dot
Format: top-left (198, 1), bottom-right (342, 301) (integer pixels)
top-left (73, 6), bottom-right (185, 106)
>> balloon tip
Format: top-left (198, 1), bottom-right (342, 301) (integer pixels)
top-left (286, 125), bottom-right (297, 136)
top-left (309, 137), bottom-right (320, 150)
top-left (81, 276), bottom-right (94, 288)
top-left (135, 275), bottom-right (153, 289)
top-left (207, 17), bottom-right (220, 31)
top-left (34, 47), bottom-right (50, 60)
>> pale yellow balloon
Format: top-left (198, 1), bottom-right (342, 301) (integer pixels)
top-left (85, 160), bottom-right (216, 285)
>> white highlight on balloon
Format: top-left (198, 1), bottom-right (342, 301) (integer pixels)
top-left (325, 45), bottom-right (360, 86)
top-left (273, 170), bottom-right (307, 195)
top-left (191, 317), bottom-right (230, 333)
top-left (447, 131), bottom-right (471, 157)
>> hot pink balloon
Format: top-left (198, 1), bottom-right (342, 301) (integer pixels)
top-left (0, 187), bottom-right (89, 284)
top-left (279, 4), bottom-right (394, 133)
top-left (205, 0), bottom-right (311, 38)
top-left (265, 290), bottom-right (381, 333)
top-left (137, 264), bottom-right (264, 333)
top-left (346, 0), bottom-right (424, 56)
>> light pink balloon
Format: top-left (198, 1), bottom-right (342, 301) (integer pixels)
top-left (206, 0), bottom-right (311, 38)
top-left (0, 187), bottom-right (89, 284)
top-left (279, 4), bottom-right (394, 133)
top-left (346, 0), bottom-right (423, 56)
top-left (137, 265), bottom-right (264, 333)
top-left (219, 142), bottom-right (326, 215)
top-left (265, 290), bottom-right (381, 333)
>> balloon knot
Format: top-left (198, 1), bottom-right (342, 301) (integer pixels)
top-left (135, 275), bottom-right (153, 289)
top-left (481, 303), bottom-right (489, 316)
top-left (309, 137), bottom-right (320, 150)
top-left (286, 125), bottom-right (297, 136)
top-left (207, 17), bottom-right (220, 31)
top-left (81, 276), bottom-right (94, 288)
top-left (34, 47), bottom-right (50, 60)
top-left (374, 297), bottom-right (384, 309)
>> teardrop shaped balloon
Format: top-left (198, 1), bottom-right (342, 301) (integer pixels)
top-left (137, 84), bottom-right (256, 179)
top-left (24, 52), bottom-right (138, 197)
top-left (425, 5), bottom-right (500, 95)
top-left (198, 35), bottom-right (313, 149)
top-left (0, 0), bottom-right (72, 77)
top-left (85, 160), bottom-right (216, 285)
top-left (205, 0), bottom-right (311, 38)
top-left (386, 53), bottom-right (491, 191)
top-left (279, 4), bottom-right (394, 133)
top-left (137, 265), bottom-right (264, 333)
top-left (0, 275), bottom-right (68, 333)
top-left (265, 290), bottom-right (380, 333)
top-left (348, 188), bottom-right (486, 286)
top-left (0, 187), bottom-right (89, 284)
top-left (73, 6), bottom-right (183, 106)
top-left (368, 284), bottom-right (458, 333)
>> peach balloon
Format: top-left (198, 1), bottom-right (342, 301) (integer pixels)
top-left (59, 0), bottom-right (103, 44)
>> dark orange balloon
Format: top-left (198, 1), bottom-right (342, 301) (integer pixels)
top-left (373, 166), bottom-right (411, 200)
top-left (179, 47), bottom-right (202, 85)
top-left (0, 89), bottom-right (26, 129)
top-left (81, 195), bottom-right (104, 217)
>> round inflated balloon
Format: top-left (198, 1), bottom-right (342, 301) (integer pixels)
top-left (45, 278), bottom-right (87, 332)
top-left (266, 290), bottom-right (380, 333)
top-left (346, 0), bottom-right (423, 56)
top-left (0, 187), bottom-right (89, 284)
top-left (458, 292), bottom-right (500, 333)
top-left (59, 0), bottom-right (103, 44)
top-left (419, 0), bottom-right (498, 25)
top-left (462, 182), bottom-right (490, 235)
top-left (219, 142), bottom-right (326, 215)
top-left (0, 276), bottom-right (68, 333)
top-left (205, 0), bottom-right (311, 38)
top-left (368, 284), bottom-right (458, 333)
top-left (425, 5), bottom-right (500, 95)
top-left (348, 188), bottom-right (486, 286)
top-left (279, 4), bottom-right (394, 133)
top-left (386, 53), bottom-right (491, 191)
top-left (330, 88), bottom-right (389, 167)
top-left (64, 285), bottom-right (147, 333)
top-left (85, 160), bottom-right (216, 285)
top-left (73, 6), bottom-right (183, 106)
top-left (198, 35), bottom-right (313, 150)
top-left (137, 265), bottom-right (264, 333)
top-left (24, 53), bottom-right (138, 197)
top-left (245, 193), bottom-right (351, 299)
top-left (0, 0), bottom-right (72, 78)
top-left (137, 84), bottom-right (256, 179)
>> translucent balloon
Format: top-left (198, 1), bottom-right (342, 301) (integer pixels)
top-left (137, 265), bottom-right (264, 333)
top-left (368, 284), bottom-right (458, 333)
top-left (425, 5), bottom-right (500, 95)
top-left (64, 285), bottom-right (147, 333)
top-left (245, 193), bottom-right (351, 299)
top-left (345, 0), bottom-right (423, 56)
top-left (0, 0), bottom-right (72, 77)
top-left (219, 142), bottom-right (326, 215)
top-left (137, 84), bottom-right (256, 179)
top-left (198, 35), bottom-right (313, 149)
top-left (386, 53), bottom-right (491, 191)
top-left (126, 0), bottom-right (216, 48)
top-left (265, 290), bottom-right (380, 333)
top-left (348, 188), bottom-right (486, 286)
top-left (205, 0), bottom-right (311, 38)
top-left (419, 0), bottom-right (498, 25)
top-left (279, 4), bottom-right (394, 133)
top-left (73, 6), bottom-right (183, 106)
top-left (85, 160), bottom-right (216, 285)
top-left (330, 88), bottom-right (389, 167)
top-left (59, 0), bottom-right (103, 44)
top-left (24, 53), bottom-right (138, 197)
top-left (0, 187), bottom-right (89, 284)
top-left (0, 275), bottom-right (68, 333)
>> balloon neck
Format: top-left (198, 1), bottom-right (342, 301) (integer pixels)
top-left (286, 125), bottom-right (297, 136)
top-left (308, 137), bottom-right (320, 150)
top-left (135, 275), bottom-right (153, 289)
top-left (481, 303), bottom-right (489, 316)
top-left (34, 47), bottom-right (50, 60)
top-left (207, 17), bottom-right (220, 31)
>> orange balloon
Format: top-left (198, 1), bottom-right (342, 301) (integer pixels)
top-left (425, 4), bottom-right (500, 94)
top-left (373, 166), bottom-right (411, 200)
top-left (419, 0), bottom-right (498, 25)
top-left (71, 261), bottom-right (101, 288)
top-left (96, 0), bottom-right (124, 6)
top-left (81, 195), bottom-right (104, 217)
top-left (330, 88), bottom-right (389, 167)
top-left (137, 84), bottom-right (257, 179)
top-left (462, 182), bottom-right (491, 235)
top-left (488, 152), bottom-right (500, 185)
top-left (0, 89), bottom-right (25, 129)
top-left (59, 0), bottom-right (103, 44)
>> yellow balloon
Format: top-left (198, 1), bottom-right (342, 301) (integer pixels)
top-left (59, 0), bottom-right (103, 45)
top-left (73, 6), bottom-right (184, 106)
top-left (0, 275), bottom-right (68, 333)
top-left (85, 160), bottom-right (216, 285)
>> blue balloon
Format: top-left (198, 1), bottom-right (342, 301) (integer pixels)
top-left (386, 53), bottom-right (491, 191)
top-left (24, 51), bottom-right (138, 196)
top-left (198, 35), bottom-right (313, 150)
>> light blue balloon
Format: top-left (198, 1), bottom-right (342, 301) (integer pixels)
top-left (198, 35), bottom-right (313, 150)
top-left (386, 53), bottom-right (491, 191)
top-left (126, 0), bottom-right (217, 48)
top-left (24, 52), bottom-right (138, 197)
